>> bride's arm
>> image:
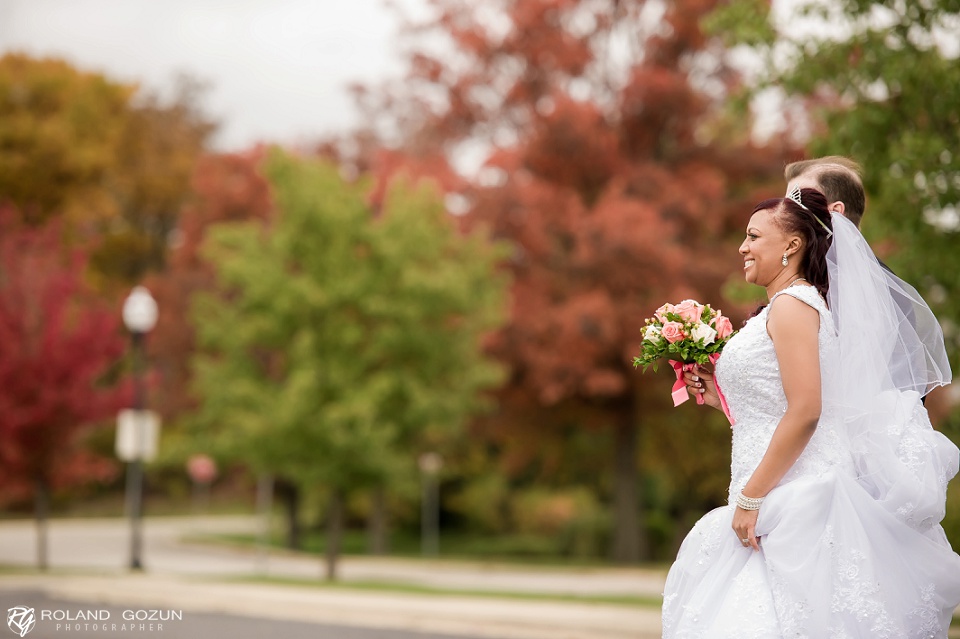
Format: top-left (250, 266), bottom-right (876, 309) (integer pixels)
top-left (735, 294), bottom-right (822, 551)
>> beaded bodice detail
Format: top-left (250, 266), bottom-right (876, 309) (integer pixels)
top-left (715, 284), bottom-right (851, 500)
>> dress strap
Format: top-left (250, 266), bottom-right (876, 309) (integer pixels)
top-left (770, 284), bottom-right (827, 312)
top-left (767, 284), bottom-right (834, 334)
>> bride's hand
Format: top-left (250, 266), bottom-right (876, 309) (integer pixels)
top-left (683, 364), bottom-right (721, 410)
top-left (733, 506), bottom-right (760, 552)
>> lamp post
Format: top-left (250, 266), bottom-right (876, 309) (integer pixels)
top-left (122, 286), bottom-right (158, 571)
top-left (418, 452), bottom-right (442, 557)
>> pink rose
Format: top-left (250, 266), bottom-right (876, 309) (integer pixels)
top-left (661, 321), bottom-right (685, 343)
top-left (654, 303), bottom-right (675, 322)
top-left (715, 315), bottom-right (733, 340)
top-left (674, 299), bottom-right (704, 323)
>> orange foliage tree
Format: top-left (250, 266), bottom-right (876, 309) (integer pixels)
top-left (355, 0), bottom-right (793, 560)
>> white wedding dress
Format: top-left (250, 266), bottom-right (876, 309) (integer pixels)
top-left (661, 283), bottom-right (960, 638)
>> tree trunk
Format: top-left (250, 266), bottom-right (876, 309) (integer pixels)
top-left (274, 478), bottom-right (301, 550)
top-left (35, 477), bottom-right (49, 571)
top-left (367, 485), bottom-right (389, 555)
top-left (612, 415), bottom-right (645, 563)
top-left (255, 474), bottom-right (274, 575)
top-left (324, 488), bottom-right (344, 581)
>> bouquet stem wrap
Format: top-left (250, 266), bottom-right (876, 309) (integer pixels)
top-left (669, 353), bottom-right (734, 425)
top-left (670, 360), bottom-right (702, 407)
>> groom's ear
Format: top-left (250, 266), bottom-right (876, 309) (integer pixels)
top-left (829, 200), bottom-right (846, 217)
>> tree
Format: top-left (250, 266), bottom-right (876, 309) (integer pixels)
top-left (146, 150), bottom-right (273, 425)
top-left (706, 0), bottom-right (960, 356)
top-left (0, 210), bottom-right (129, 569)
top-left (91, 77), bottom-right (215, 285)
top-left (0, 53), bottom-right (214, 286)
top-left (138, 149), bottom-right (286, 540)
top-left (0, 54), bottom-right (129, 226)
top-left (191, 150), bottom-right (506, 579)
top-left (357, 0), bottom-right (790, 561)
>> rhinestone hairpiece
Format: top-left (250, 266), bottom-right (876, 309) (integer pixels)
top-left (787, 185), bottom-right (808, 210)
top-left (788, 186), bottom-right (834, 238)
top-left (819, 218), bottom-right (834, 237)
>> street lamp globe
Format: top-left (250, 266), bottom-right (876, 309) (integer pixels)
top-left (418, 452), bottom-right (443, 475)
top-left (122, 286), bottom-right (158, 334)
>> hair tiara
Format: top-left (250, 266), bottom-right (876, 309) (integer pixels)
top-left (788, 186), bottom-right (834, 238)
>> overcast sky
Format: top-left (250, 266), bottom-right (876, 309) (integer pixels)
top-left (0, 0), bottom-right (423, 150)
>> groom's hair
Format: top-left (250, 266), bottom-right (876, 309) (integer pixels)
top-left (785, 157), bottom-right (866, 228)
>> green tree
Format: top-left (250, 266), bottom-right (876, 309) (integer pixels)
top-left (191, 150), bottom-right (506, 579)
top-left (707, 0), bottom-right (960, 350)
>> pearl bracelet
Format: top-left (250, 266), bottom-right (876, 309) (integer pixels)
top-left (736, 491), bottom-right (764, 511)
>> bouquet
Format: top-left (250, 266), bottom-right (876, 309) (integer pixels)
top-left (633, 299), bottom-right (735, 409)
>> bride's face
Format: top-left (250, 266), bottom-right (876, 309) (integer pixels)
top-left (739, 209), bottom-right (792, 286)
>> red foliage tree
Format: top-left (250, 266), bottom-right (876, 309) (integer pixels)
top-left (358, 0), bottom-right (794, 560)
top-left (0, 210), bottom-right (129, 568)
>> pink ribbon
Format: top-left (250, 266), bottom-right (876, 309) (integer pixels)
top-left (670, 360), bottom-right (702, 407)
top-left (709, 353), bottom-right (734, 426)
top-left (669, 353), bottom-right (735, 426)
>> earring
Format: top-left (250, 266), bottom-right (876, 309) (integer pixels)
top-left (782, 253), bottom-right (789, 266)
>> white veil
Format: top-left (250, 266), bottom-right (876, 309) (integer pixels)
top-left (826, 213), bottom-right (957, 532)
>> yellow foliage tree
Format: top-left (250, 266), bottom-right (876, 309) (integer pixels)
top-left (0, 53), bottom-right (214, 286)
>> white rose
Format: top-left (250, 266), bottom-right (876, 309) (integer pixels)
top-left (643, 325), bottom-right (662, 344)
top-left (690, 322), bottom-right (717, 345)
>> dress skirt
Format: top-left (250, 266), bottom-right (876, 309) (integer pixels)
top-left (661, 470), bottom-right (960, 638)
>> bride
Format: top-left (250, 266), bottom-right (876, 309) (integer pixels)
top-left (662, 187), bottom-right (960, 637)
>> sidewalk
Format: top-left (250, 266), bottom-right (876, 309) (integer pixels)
top-left (0, 516), bottom-right (666, 638)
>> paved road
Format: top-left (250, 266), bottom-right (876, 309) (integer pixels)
top-left (0, 517), bottom-right (664, 639)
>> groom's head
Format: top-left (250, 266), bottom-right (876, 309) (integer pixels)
top-left (784, 156), bottom-right (866, 228)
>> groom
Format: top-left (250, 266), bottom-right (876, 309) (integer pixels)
top-left (785, 156), bottom-right (903, 275)
top-left (784, 156), bottom-right (866, 228)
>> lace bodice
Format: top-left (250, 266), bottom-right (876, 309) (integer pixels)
top-left (715, 284), bottom-right (852, 500)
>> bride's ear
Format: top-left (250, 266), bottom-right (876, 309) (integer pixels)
top-left (786, 235), bottom-right (803, 256)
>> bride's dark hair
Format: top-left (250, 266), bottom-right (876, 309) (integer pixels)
top-left (752, 187), bottom-right (834, 300)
